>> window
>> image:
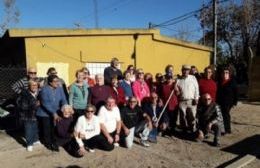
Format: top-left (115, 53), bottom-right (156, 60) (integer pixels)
top-left (86, 62), bottom-right (121, 78)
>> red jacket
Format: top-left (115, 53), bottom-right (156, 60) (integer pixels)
top-left (162, 83), bottom-right (178, 111)
top-left (199, 78), bottom-right (217, 102)
top-left (110, 86), bottom-right (126, 107)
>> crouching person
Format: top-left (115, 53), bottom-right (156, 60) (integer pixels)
top-left (73, 104), bottom-right (114, 157)
top-left (98, 97), bottom-right (121, 150)
top-left (196, 93), bottom-right (224, 147)
top-left (17, 80), bottom-right (40, 152)
top-left (142, 92), bottom-right (169, 143)
top-left (120, 96), bottom-right (151, 148)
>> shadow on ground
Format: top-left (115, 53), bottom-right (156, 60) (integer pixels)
top-left (217, 134), bottom-right (260, 168)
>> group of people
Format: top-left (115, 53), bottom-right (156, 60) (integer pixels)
top-left (11, 57), bottom-right (238, 157)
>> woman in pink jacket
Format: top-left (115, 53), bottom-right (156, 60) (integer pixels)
top-left (132, 68), bottom-right (150, 106)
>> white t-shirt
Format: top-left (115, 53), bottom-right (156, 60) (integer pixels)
top-left (74, 115), bottom-right (100, 147)
top-left (98, 105), bottom-right (121, 133)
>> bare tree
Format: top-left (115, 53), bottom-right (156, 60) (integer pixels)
top-left (174, 25), bottom-right (193, 42)
top-left (197, 0), bottom-right (260, 64)
top-left (0, 0), bottom-right (20, 35)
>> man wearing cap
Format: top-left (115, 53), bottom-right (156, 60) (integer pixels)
top-left (175, 64), bottom-right (199, 132)
top-left (104, 57), bottom-right (123, 85)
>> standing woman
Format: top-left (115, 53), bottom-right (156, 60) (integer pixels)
top-left (126, 64), bottom-right (136, 82)
top-left (217, 67), bottom-right (238, 134)
top-left (69, 70), bottom-right (89, 120)
top-left (132, 68), bottom-right (150, 106)
top-left (119, 70), bottom-right (133, 101)
top-left (199, 66), bottom-right (217, 102)
top-left (17, 80), bottom-right (40, 152)
top-left (37, 75), bottom-right (67, 151)
top-left (81, 67), bottom-right (95, 87)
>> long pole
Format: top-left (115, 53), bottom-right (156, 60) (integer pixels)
top-left (156, 89), bottom-right (175, 125)
top-left (213, 0), bottom-right (217, 65)
top-left (93, 0), bottom-right (99, 28)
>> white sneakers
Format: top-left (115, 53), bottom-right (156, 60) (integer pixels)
top-left (27, 141), bottom-right (41, 152)
top-left (140, 140), bottom-right (150, 147)
top-left (88, 149), bottom-right (95, 153)
top-left (33, 141), bottom-right (41, 146)
top-left (114, 142), bottom-right (119, 147)
top-left (27, 146), bottom-right (33, 152)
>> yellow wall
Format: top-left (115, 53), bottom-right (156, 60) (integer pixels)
top-left (24, 30), bottom-right (211, 85)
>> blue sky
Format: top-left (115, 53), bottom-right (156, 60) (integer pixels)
top-left (1, 0), bottom-right (212, 41)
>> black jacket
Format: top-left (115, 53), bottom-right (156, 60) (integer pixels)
top-left (217, 79), bottom-right (238, 106)
top-left (17, 89), bottom-right (39, 121)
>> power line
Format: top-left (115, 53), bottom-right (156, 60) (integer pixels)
top-left (150, 0), bottom-right (231, 29)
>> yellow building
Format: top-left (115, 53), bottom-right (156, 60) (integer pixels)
top-left (0, 28), bottom-right (212, 85)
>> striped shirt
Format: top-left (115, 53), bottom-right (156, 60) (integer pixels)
top-left (11, 77), bottom-right (29, 94)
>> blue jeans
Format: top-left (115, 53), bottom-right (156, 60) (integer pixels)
top-left (135, 121), bottom-right (150, 141)
top-left (24, 120), bottom-right (39, 146)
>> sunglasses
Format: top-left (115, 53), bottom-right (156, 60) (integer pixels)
top-left (29, 72), bottom-right (37, 74)
top-left (86, 110), bottom-right (94, 113)
top-left (130, 100), bottom-right (137, 103)
top-left (205, 98), bottom-right (211, 100)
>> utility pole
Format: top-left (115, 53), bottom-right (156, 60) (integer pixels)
top-left (202, 0), bottom-right (206, 45)
top-left (213, 0), bottom-right (217, 65)
top-left (93, 0), bottom-right (99, 28)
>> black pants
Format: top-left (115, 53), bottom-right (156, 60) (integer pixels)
top-left (200, 123), bottom-right (221, 141)
top-left (74, 134), bottom-right (114, 152)
top-left (73, 109), bottom-right (85, 120)
top-left (167, 109), bottom-right (178, 130)
top-left (37, 116), bottom-right (56, 146)
top-left (72, 109), bottom-right (85, 127)
top-left (220, 104), bottom-right (232, 133)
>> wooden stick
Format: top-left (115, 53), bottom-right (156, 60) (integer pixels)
top-left (156, 89), bottom-right (175, 125)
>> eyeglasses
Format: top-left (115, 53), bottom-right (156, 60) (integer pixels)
top-left (86, 110), bottom-right (94, 113)
top-left (52, 79), bottom-right (59, 83)
top-left (205, 98), bottom-right (211, 100)
top-left (51, 72), bottom-right (57, 75)
top-left (29, 72), bottom-right (37, 74)
top-left (130, 100), bottom-right (137, 103)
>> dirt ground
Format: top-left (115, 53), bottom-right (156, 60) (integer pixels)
top-left (0, 101), bottom-right (259, 168)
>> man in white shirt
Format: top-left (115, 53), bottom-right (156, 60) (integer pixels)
top-left (98, 96), bottom-right (121, 148)
top-left (176, 64), bottom-right (199, 132)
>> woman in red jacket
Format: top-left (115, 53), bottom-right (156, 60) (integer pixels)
top-left (199, 66), bottom-right (217, 102)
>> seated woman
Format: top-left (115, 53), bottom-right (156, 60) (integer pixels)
top-left (55, 104), bottom-right (74, 147)
top-left (74, 104), bottom-right (114, 157)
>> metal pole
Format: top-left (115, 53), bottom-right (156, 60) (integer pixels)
top-left (93, 0), bottom-right (99, 28)
top-left (213, 0), bottom-right (217, 65)
top-left (202, 0), bottom-right (206, 45)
